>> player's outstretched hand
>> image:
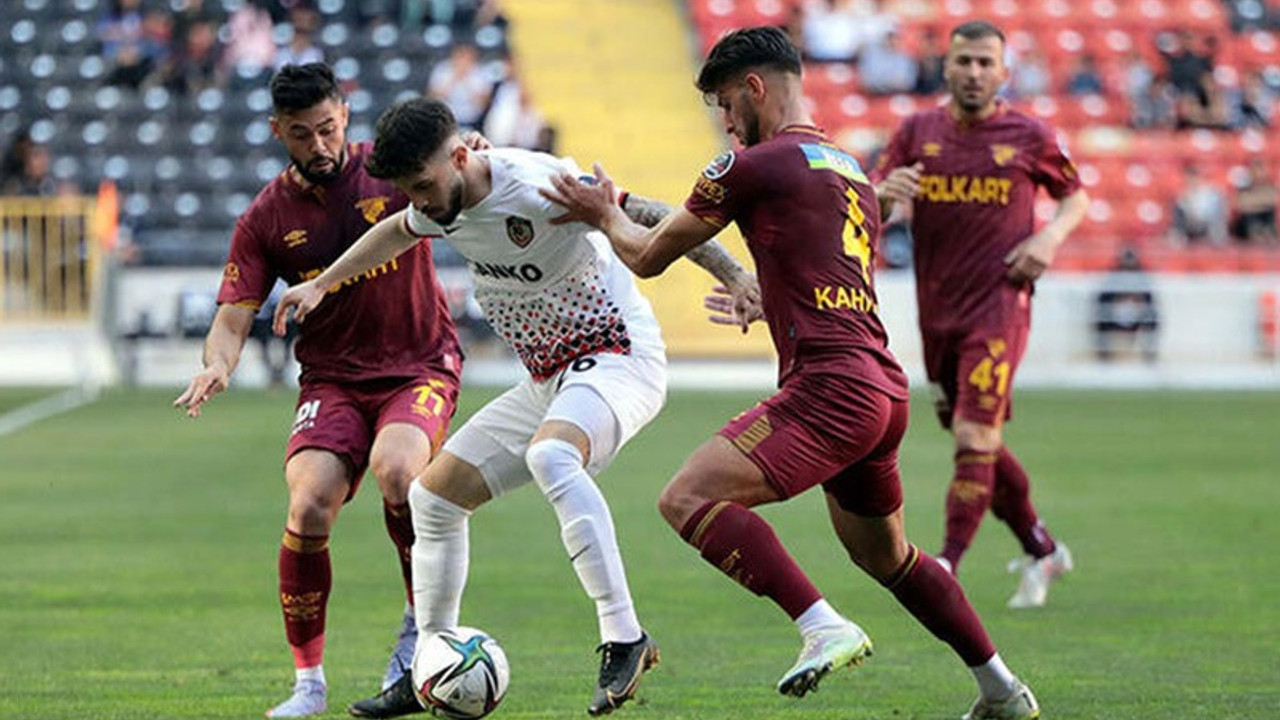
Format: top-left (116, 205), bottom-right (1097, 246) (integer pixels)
top-left (273, 279), bottom-right (325, 336)
top-left (1004, 231), bottom-right (1056, 285)
top-left (173, 364), bottom-right (230, 418)
top-left (704, 280), bottom-right (763, 334)
top-left (876, 162), bottom-right (924, 204)
top-left (542, 163), bottom-right (618, 228)
top-left (461, 131), bottom-right (493, 151)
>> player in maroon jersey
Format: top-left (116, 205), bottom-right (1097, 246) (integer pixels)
top-left (173, 64), bottom-right (463, 718)
top-left (546, 27), bottom-right (1040, 720)
top-left (871, 20), bottom-right (1089, 609)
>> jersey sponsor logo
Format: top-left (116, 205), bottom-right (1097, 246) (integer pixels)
top-left (923, 142), bottom-right (942, 157)
top-left (813, 284), bottom-right (878, 314)
top-left (694, 175), bottom-right (727, 204)
top-left (283, 229), bottom-right (308, 248)
top-left (702, 151), bottom-right (735, 180)
top-left (222, 262), bottom-right (241, 284)
top-left (300, 258), bottom-right (402, 290)
top-left (991, 144), bottom-right (1018, 167)
top-left (355, 195), bottom-right (390, 224)
top-left (800, 143), bottom-right (869, 183)
top-left (471, 261), bottom-right (544, 283)
top-left (505, 216), bottom-right (535, 248)
top-left (918, 174), bottom-right (1012, 205)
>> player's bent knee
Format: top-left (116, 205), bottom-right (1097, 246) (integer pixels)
top-left (657, 478), bottom-right (703, 531)
top-left (369, 456), bottom-right (418, 503)
top-left (525, 439), bottom-right (585, 497)
top-left (286, 491), bottom-right (341, 532)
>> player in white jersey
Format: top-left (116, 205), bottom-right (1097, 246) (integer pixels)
top-left (273, 98), bottom-right (758, 718)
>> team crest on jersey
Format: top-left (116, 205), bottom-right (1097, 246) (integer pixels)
top-left (505, 216), bottom-right (535, 248)
top-left (283, 229), bottom-right (308, 248)
top-left (986, 338), bottom-right (1007, 357)
top-left (991, 144), bottom-right (1017, 167)
top-left (222, 262), bottom-right (240, 284)
top-left (702, 152), bottom-right (735, 180)
top-left (923, 142), bottom-right (942, 157)
top-left (355, 196), bottom-right (390, 224)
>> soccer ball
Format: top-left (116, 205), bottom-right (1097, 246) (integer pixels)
top-left (412, 626), bottom-right (510, 720)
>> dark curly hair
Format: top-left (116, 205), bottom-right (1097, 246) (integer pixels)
top-left (696, 26), bottom-right (802, 94)
top-left (366, 98), bottom-right (458, 180)
top-left (270, 62), bottom-right (343, 115)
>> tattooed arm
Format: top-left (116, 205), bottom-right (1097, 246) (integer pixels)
top-left (621, 193), bottom-right (753, 290)
top-left (621, 193), bottom-right (763, 330)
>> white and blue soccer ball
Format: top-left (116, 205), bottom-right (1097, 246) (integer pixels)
top-left (412, 626), bottom-right (510, 720)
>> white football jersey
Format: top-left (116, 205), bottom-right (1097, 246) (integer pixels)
top-left (405, 148), bottom-right (665, 381)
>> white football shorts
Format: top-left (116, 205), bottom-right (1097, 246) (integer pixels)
top-left (442, 351), bottom-right (667, 498)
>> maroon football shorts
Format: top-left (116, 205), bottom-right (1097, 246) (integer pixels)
top-left (922, 313), bottom-right (1030, 430)
top-left (718, 372), bottom-right (908, 517)
top-left (285, 371), bottom-right (460, 499)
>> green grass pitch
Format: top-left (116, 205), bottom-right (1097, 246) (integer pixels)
top-left (1, 386), bottom-right (1278, 719)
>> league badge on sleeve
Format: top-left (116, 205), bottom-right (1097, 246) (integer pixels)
top-left (703, 152), bottom-right (735, 180)
top-left (505, 216), bottom-right (535, 248)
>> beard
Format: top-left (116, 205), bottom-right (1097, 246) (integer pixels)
top-left (427, 176), bottom-right (466, 226)
top-left (740, 105), bottom-right (762, 147)
top-left (292, 146), bottom-right (346, 185)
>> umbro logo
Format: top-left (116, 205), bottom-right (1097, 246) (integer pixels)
top-left (283, 229), bottom-right (307, 248)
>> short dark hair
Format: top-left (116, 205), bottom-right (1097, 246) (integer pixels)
top-left (696, 26), bottom-right (802, 94)
top-left (367, 97), bottom-right (458, 180)
top-left (270, 63), bottom-right (343, 115)
top-left (950, 20), bottom-right (1005, 46)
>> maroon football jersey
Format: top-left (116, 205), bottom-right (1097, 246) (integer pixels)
top-left (870, 101), bottom-right (1081, 331)
top-left (218, 142), bottom-right (462, 384)
top-left (684, 126), bottom-right (908, 398)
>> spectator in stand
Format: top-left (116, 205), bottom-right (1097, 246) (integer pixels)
top-left (1121, 49), bottom-right (1156, 107)
top-left (1159, 30), bottom-right (1214, 99)
top-left (858, 28), bottom-right (918, 95)
top-left (0, 134), bottom-right (73, 197)
top-left (1171, 162), bottom-right (1230, 246)
top-left (98, 0), bottom-right (172, 89)
top-left (913, 27), bottom-right (946, 95)
top-left (427, 42), bottom-right (494, 130)
top-left (1236, 69), bottom-right (1276, 128)
top-left (1176, 70), bottom-right (1229, 128)
top-left (1131, 74), bottom-right (1179, 128)
top-left (483, 67), bottom-right (553, 152)
top-left (1064, 53), bottom-right (1106, 96)
top-left (159, 18), bottom-right (223, 95)
top-left (274, 7), bottom-right (325, 70)
top-left (1232, 157), bottom-right (1279, 245)
top-left (800, 0), bottom-right (893, 63)
top-left (1007, 44), bottom-right (1052, 99)
top-left (222, 0), bottom-right (276, 81)
top-left (421, 0), bottom-right (508, 31)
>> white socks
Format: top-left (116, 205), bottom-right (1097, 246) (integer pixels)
top-left (795, 598), bottom-right (847, 638)
top-left (971, 652), bottom-right (1019, 700)
top-left (526, 438), bottom-right (642, 644)
top-left (409, 481), bottom-right (471, 635)
top-left (295, 665), bottom-right (325, 685)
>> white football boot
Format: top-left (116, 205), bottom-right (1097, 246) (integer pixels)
top-left (265, 678), bottom-right (327, 718)
top-left (777, 619), bottom-right (873, 697)
top-left (1007, 543), bottom-right (1074, 609)
top-left (962, 680), bottom-right (1041, 719)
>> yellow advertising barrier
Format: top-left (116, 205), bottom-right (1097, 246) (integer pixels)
top-left (0, 194), bottom-right (100, 321)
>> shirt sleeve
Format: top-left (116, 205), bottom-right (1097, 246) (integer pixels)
top-left (683, 150), bottom-right (757, 228)
top-left (403, 205), bottom-right (442, 238)
top-left (868, 116), bottom-right (915, 184)
top-left (1030, 122), bottom-right (1083, 200)
top-left (216, 216), bottom-right (276, 310)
